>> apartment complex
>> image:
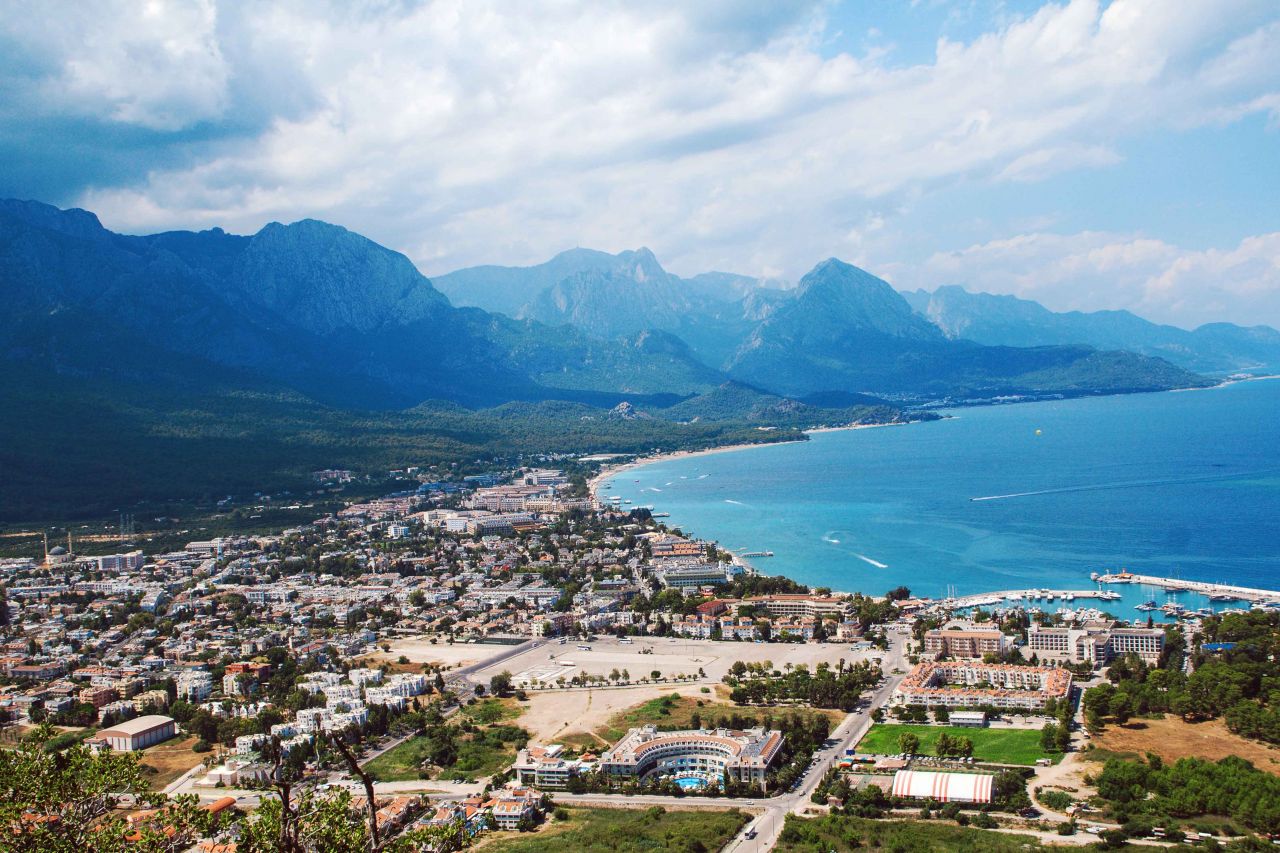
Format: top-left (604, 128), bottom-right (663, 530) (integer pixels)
top-left (923, 628), bottom-right (1010, 659)
top-left (893, 661), bottom-right (1072, 711)
top-left (1027, 623), bottom-right (1165, 666)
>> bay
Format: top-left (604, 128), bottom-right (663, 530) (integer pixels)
top-left (609, 379), bottom-right (1280, 618)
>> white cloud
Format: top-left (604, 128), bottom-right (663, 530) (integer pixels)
top-left (0, 0), bottom-right (230, 130)
top-left (902, 230), bottom-right (1280, 328)
top-left (1, 0), bottom-right (1276, 313)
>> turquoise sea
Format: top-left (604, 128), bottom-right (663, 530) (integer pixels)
top-left (608, 379), bottom-right (1280, 619)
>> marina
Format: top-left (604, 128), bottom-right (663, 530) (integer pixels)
top-left (934, 587), bottom-right (1124, 610)
top-left (1095, 572), bottom-right (1280, 607)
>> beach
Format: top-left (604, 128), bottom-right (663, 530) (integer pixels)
top-left (586, 421), bottom-right (918, 504)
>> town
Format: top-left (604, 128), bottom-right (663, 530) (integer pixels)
top-left (3, 461), bottom-right (1279, 851)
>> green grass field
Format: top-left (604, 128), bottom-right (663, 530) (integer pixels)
top-left (485, 806), bottom-right (749, 853)
top-left (855, 724), bottom-right (1055, 766)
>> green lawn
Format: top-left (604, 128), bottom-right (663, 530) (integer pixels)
top-left (776, 815), bottom-right (1062, 852)
top-left (855, 724), bottom-right (1056, 766)
top-left (485, 806), bottom-right (749, 853)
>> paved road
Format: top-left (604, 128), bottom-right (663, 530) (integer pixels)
top-left (445, 639), bottom-right (541, 698)
top-left (725, 630), bottom-right (910, 852)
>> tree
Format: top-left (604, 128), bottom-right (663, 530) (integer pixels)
top-left (898, 732), bottom-right (920, 755)
top-left (238, 734), bottom-right (467, 853)
top-left (1109, 694), bottom-right (1133, 725)
top-left (0, 724), bottom-right (214, 851)
top-left (489, 671), bottom-right (513, 696)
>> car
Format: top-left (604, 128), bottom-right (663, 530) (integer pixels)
top-left (1019, 808), bottom-right (1041, 819)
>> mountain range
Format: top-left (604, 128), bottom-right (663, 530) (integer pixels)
top-left (901, 286), bottom-right (1280, 375)
top-left (4, 198), bottom-right (1266, 518)
top-left (4, 198), bottom-right (1228, 415)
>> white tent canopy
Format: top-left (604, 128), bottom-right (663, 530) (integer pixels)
top-left (891, 770), bottom-right (994, 803)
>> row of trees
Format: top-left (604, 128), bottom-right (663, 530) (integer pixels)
top-left (894, 731), bottom-right (974, 758)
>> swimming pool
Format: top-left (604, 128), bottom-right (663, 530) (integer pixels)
top-left (674, 776), bottom-right (706, 791)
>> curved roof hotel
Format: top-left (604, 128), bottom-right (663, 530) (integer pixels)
top-left (599, 725), bottom-right (784, 790)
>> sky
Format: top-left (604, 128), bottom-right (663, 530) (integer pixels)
top-left (1, 0), bottom-right (1278, 329)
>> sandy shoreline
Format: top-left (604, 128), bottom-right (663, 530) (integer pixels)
top-left (586, 420), bottom-right (914, 504)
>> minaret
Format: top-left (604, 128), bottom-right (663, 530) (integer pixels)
top-left (42, 531), bottom-right (49, 562)
top-left (67, 531), bottom-right (73, 555)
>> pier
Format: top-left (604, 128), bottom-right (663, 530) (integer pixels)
top-left (929, 588), bottom-right (1122, 610)
top-left (1096, 572), bottom-right (1280, 604)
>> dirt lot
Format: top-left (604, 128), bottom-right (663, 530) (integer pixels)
top-left (1093, 715), bottom-right (1280, 775)
top-left (521, 683), bottom-right (847, 750)
top-left (372, 638), bottom-right (520, 671)
top-left (472, 635), bottom-right (872, 685)
top-left (138, 735), bottom-right (206, 790)
top-left (518, 683), bottom-right (713, 746)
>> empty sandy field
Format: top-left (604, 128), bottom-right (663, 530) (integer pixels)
top-left (375, 638), bottom-right (524, 670)
top-left (471, 635), bottom-right (874, 685)
top-left (1093, 715), bottom-right (1280, 775)
top-left (138, 736), bottom-right (205, 790)
top-left (517, 683), bottom-right (716, 745)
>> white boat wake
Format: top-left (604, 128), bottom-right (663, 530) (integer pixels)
top-left (855, 554), bottom-right (889, 569)
top-left (724, 499), bottom-right (744, 505)
top-left (970, 471), bottom-right (1264, 502)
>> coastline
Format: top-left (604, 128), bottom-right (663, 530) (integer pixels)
top-left (585, 420), bottom-right (916, 504)
top-left (584, 378), bottom-right (1277, 603)
top-left (585, 420), bottom-right (926, 594)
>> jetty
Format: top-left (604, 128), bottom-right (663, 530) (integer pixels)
top-left (1096, 572), bottom-right (1280, 605)
top-left (930, 588), bottom-right (1121, 610)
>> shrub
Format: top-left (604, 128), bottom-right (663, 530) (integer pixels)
top-left (1037, 789), bottom-right (1074, 811)
top-left (192, 739), bottom-right (212, 753)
